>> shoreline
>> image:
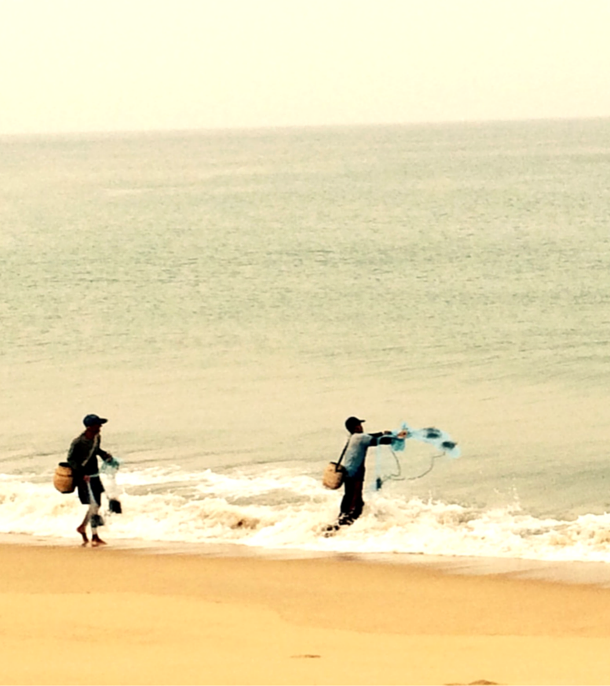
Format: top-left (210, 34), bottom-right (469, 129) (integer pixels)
top-left (3, 540), bottom-right (610, 683)
top-left (4, 531), bottom-right (610, 588)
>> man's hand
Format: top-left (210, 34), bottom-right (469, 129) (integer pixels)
top-left (83, 475), bottom-right (91, 483)
top-left (397, 430), bottom-right (408, 439)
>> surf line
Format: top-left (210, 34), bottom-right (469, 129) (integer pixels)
top-left (372, 421), bottom-right (461, 490)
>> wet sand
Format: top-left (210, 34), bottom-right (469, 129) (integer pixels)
top-left (2, 542), bottom-right (610, 685)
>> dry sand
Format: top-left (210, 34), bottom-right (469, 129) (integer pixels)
top-left (1, 542), bottom-right (610, 685)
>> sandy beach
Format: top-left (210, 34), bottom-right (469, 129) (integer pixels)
top-left (1, 543), bottom-right (610, 685)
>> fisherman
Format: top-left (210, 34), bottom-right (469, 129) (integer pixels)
top-left (334, 416), bottom-right (408, 527)
top-left (66, 414), bottom-right (116, 547)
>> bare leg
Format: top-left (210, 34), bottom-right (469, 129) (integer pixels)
top-left (76, 515), bottom-right (89, 546)
top-left (77, 496), bottom-right (100, 546)
top-left (89, 499), bottom-right (106, 546)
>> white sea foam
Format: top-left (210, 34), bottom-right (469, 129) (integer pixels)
top-left (3, 466), bottom-right (610, 564)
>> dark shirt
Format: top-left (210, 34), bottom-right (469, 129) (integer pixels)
top-left (66, 432), bottom-right (112, 478)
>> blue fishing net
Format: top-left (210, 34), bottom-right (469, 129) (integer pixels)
top-left (390, 421), bottom-right (461, 459)
top-left (100, 457), bottom-right (122, 512)
top-left (372, 421), bottom-right (461, 490)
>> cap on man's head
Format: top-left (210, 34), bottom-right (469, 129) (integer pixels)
top-left (345, 416), bottom-right (365, 433)
top-left (83, 414), bottom-right (108, 427)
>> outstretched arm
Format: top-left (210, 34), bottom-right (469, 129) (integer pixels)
top-left (370, 429), bottom-right (408, 446)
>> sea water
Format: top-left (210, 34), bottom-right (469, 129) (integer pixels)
top-left (1, 120), bottom-right (609, 564)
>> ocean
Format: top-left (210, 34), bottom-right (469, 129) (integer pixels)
top-left (1, 119), bottom-right (609, 565)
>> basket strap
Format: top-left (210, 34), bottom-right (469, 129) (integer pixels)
top-left (336, 438), bottom-right (350, 467)
top-left (81, 436), bottom-right (100, 468)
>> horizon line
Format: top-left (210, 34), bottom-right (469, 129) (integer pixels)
top-left (1, 114), bottom-right (609, 139)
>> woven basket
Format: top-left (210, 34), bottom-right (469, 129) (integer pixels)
top-left (322, 462), bottom-right (346, 490)
top-left (53, 463), bottom-right (75, 494)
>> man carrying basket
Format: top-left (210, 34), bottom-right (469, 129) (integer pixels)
top-left (66, 414), bottom-right (116, 547)
top-left (331, 416), bottom-right (408, 528)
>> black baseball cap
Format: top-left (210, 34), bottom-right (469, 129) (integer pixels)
top-left (83, 414), bottom-right (108, 427)
top-left (345, 416), bottom-right (365, 432)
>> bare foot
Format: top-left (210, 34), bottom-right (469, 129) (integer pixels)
top-left (77, 525), bottom-right (89, 545)
top-left (91, 535), bottom-right (106, 547)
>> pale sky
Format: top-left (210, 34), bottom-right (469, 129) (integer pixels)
top-left (1, 0), bottom-right (609, 134)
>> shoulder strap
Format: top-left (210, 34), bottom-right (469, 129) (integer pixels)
top-left (336, 437), bottom-right (351, 466)
top-left (81, 435), bottom-right (99, 468)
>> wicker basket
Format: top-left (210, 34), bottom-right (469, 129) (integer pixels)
top-left (53, 463), bottom-right (75, 494)
top-left (322, 462), bottom-right (346, 490)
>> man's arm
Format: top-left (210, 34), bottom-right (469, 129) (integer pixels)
top-left (370, 430), bottom-right (408, 446)
top-left (66, 438), bottom-right (85, 476)
top-left (95, 441), bottom-right (113, 462)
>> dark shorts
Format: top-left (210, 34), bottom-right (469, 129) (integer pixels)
top-left (77, 476), bottom-right (105, 506)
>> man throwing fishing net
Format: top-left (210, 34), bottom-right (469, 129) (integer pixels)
top-left (66, 414), bottom-right (117, 547)
top-left (331, 416), bottom-right (407, 528)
